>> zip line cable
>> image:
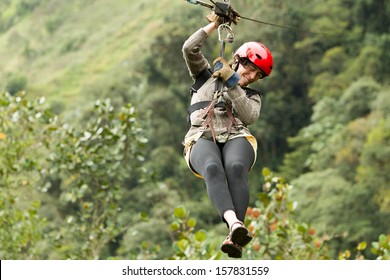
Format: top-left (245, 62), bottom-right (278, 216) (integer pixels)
top-left (239, 15), bottom-right (331, 36)
top-left (240, 15), bottom-right (302, 31)
top-left (185, 0), bottom-right (331, 36)
top-left (186, 0), bottom-right (296, 29)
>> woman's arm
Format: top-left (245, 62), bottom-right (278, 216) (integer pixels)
top-left (182, 23), bottom-right (218, 80)
top-left (228, 87), bottom-right (261, 125)
top-left (202, 22), bottom-right (217, 35)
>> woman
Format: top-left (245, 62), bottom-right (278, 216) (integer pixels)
top-left (182, 14), bottom-right (273, 258)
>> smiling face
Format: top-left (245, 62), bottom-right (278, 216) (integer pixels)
top-left (236, 59), bottom-right (266, 87)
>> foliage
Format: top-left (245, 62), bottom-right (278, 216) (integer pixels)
top-left (44, 98), bottom-right (148, 259)
top-left (4, 74), bottom-right (28, 95)
top-left (339, 234), bottom-right (390, 260)
top-left (289, 168), bottom-right (381, 257)
top-left (0, 92), bottom-right (148, 259)
top-left (166, 169), bottom-right (388, 260)
top-left (0, 92), bottom-right (50, 259)
top-left (170, 206), bottom-right (221, 260)
top-left (281, 79), bottom-right (390, 256)
top-left (370, 234), bottom-right (390, 260)
top-left (243, 168), bottom-right (329, 260)
top-left (166, 169), bottom-right (331, 260)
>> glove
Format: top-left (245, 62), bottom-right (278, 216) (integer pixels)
top-left (206, 12), bottom-right (223, 27)
top-left (228, 7), bottom-right (241, 25)
top-left (206, 9), bottom-right (241, 26)
top-left (213, 57), bottom-right (240, 88)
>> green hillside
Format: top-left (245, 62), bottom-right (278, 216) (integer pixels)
top-left (0, 0), bottom-right (186, 106)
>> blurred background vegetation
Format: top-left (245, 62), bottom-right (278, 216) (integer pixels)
top-left (0, 0), bottom-right (389, 259)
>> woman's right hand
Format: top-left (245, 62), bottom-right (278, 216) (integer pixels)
top-left (206, 11), bottom-right (223, 27)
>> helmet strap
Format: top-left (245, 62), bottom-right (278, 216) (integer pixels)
top-left (232, 55), bottom-right (240, 71)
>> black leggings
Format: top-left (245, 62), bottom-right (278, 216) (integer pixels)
top-left (190, 137), bottom-right (255, 223)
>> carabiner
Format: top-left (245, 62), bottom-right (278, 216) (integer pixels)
top-left (218, 24), bottom-right (234, 43)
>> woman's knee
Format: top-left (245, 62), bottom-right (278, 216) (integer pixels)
top-left (204, 161), bottom-right (224, 177)
top-left (225, 162), bottom-right (245, 177)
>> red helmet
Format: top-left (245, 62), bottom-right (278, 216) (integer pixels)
top-left (235, 42), bottom-right (273, 77)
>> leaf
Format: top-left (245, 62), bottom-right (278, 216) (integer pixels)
top-left (176, 239), bottom-right (189, 252)
top-left (262, 167), bottom-right (271, 178)
top-left (371, 241), bottom-right (379, 250)
top-left (187, 218), bottom-right (197, 228)
top-left (357, 241), bottom-right (367, 251)
top-left (194, 230), bottom-right (207, 242)
top-left (80, 131), bottom-right (92, 141)
top-left (173, 206), bottom-right (186, 219)
top-left (170, 221), bottom-right (180, 231)
top-left (298, 224), bottom-right (308, 234)
top-left (379, 234), bottom-right (387, 244)
top-left (141, 241), bottom-right (149, 250)
top-left (288, 201), bottom-right (298, 211)
top-left (344, 250), bottom-right (351, 259)
top-left (140, 212), bottom-right (149, 221)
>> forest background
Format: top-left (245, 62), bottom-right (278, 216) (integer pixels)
top-left (0, 0), bottom-right (389, 260)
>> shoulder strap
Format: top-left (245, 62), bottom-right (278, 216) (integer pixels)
top-left (243, 87), bottom-right (262, 97)
top-left (190, 68), bottom-right (213, 95)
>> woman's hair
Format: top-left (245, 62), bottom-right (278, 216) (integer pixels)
top-left (230, 55), bottom-right (249, 71)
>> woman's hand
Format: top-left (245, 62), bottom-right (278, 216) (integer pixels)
top-left (213, 57), bottom-right (240, 88)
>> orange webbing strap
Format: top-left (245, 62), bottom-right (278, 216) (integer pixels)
top-left (201, 98), bottom-right (237, 143)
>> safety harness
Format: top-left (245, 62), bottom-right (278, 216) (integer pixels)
top-left (187, 68), bottom-right (261, 143)
top-left (187, 68), bottom-right (213, 121)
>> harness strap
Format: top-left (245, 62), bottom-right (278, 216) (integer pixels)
top-left (190, 68), bottom-right (213, 95)
top-left (187, 88), bottom-right (261, 123)
top-left (242, 87), bottom-right (262, 97)
top-left (200, 98), bottom-right (237, 143)
top-left (201, 99), bottom-right (219, 143)
top-left (187, 101), bottom-right (210, 123)
top-left (187, 69), bottom-right (262, 142)
top-left (225, 102), bottom-right (238, 135)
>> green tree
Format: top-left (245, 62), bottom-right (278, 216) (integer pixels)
top-left (165, 169), bottom-right (389, 260)
top-left (0, 92), bottom-right (51, 259)
top-left (4, 74), bottom-right (28, 95)
top-left (0, 92), bottom-right (150, 259)
top-left (357, 118), bottom-right (390, 231)
top-left (43, 98), bottom-right (148, 259)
